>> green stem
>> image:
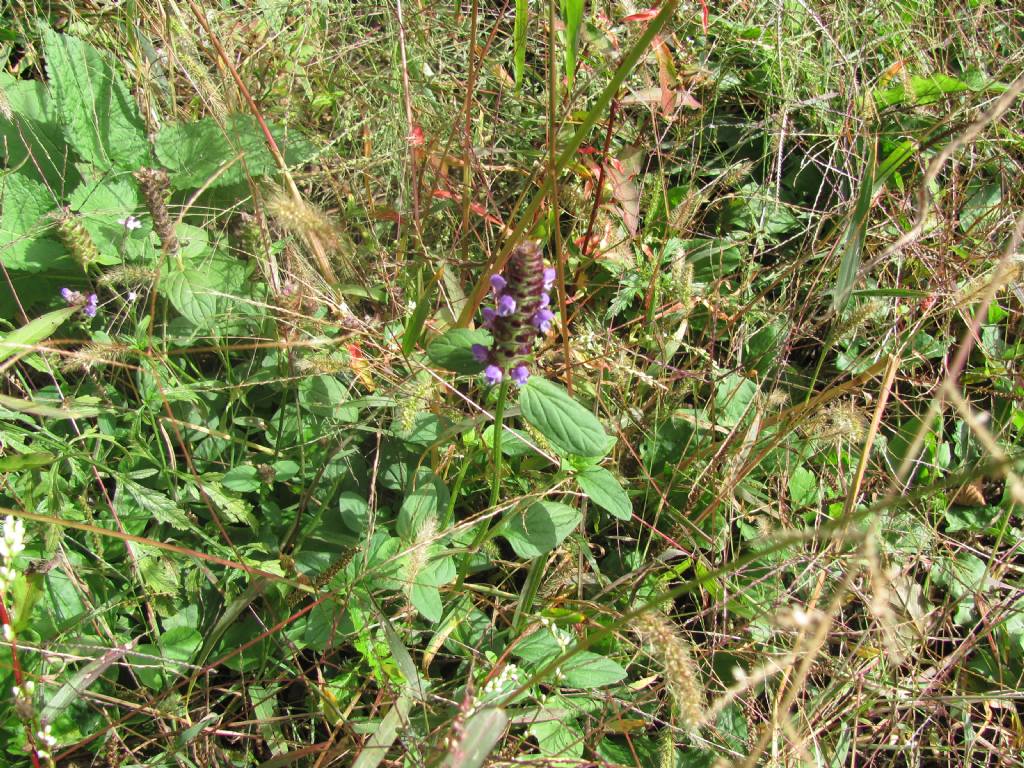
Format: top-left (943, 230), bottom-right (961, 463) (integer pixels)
top-left (488, 378), bottom-right (511, 510)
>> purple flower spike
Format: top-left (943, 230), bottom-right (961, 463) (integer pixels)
top-left (543, 267), bottom-right (556, 290)
top-left (483, 364), bottom-right (503, 386)
top-left (532, 308), bottom-right (555, 333)
top-left (496, 294), bottom-right (517, 317)
top-left (481, 306), bottom-right (496, 328)
top-left (510, 364), bottom-right (530, 386)
top-left (471, 343), bottom-right (490, 363)
top-left (490, 274), bottom-right (507, 294)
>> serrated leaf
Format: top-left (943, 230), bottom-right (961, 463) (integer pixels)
top-left (502, 501), bottom-right (581, 559)
top-left (560, 651), bottom-right (627, 688)
top-left (519, 377), bottom-right (612, 457)
top-left (155, 114), bottom-right (314, 189)
top-left (0, 72), bottom-right (73, 187)
top-left (119, 479), bottom-right (192, 530)
top-left (0, 172), bottom-right (68, 272)
top-left (41, 26), bottom-right (149, 171)
top-left (426, 328), bottom-right (492, 374)
top-left (576, 467), bottom-right (631, 521)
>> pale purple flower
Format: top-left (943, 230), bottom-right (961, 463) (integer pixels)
top-left (83, 294), bottom-right (98, 318)
top-left (471, 343), bottom-right (490, 363)
top-left (118, 215), bottom-right (142, 231)
top-left (539, 292), bottom-right (551, 308)
top-left (481, 307), bottom-right (496, 328)
top-left (60, 287), bottom-right (75, 303)
top-left (483, 365), bottom-right (503, 386)
top-left (543, 267), bottom-right (556, 291)
top-left (127, 291), bottom-right (138, 302)
top-left (510, 364), bottom-right (530, 386)
top-left (532, 308), bottom-right (555, 333)
top-left (490, 274), bottom-right (507, 294)
top-left (496, 294), bottom-right (516, 317)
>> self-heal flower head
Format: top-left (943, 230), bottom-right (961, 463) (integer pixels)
top-left (496, 294), bottom-right (517, 317)
top-left (532, 308), bottom-right (555, 333)
top-left (484, 365), bottom-right (503, 386)
top-left (471, 344), bottom-right (490, 363)
top-left (475, 241), bottom-right (552, 386)
top-left (510, 364), bottom-right (530, 386)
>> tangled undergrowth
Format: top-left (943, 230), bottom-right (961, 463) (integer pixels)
top-left (0, 1), bottom-right (1023, 766)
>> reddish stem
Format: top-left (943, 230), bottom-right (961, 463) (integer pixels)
top-left (0, 596), bottom-right (43, 768)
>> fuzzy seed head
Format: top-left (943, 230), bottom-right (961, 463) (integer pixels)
top-left (630, 609), bottom-right (704, 731)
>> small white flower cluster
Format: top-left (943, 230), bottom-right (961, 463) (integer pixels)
top-left (482, 662), bottom-right (523, 696)
top-left (35, 723), bottom-right (56, 762)
top-left (0, 516), bottom-right (25, 593)
top-left (537, 617), bottom-right (570, 684)
top-left (12, 680), bottom-right (34, 703)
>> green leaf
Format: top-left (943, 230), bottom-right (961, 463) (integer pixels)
top-left (350, 695), bottom-right (411, 768)
top-left (426, 328), bottom-right (492, 374)
top-left (788, 466), bottom-right (819, 509)
top-left (513, 0), bottom-right (528, 90)
top-left (832, 139), bottom-right (876, 313)
top-left (560, 0), bottom-right (585, 90)
top-left (560, 651), bottom-right (627, 688)
top-left (501, 501), bottom-right (581, 559)
top-left (41, 26), bottom-right (149, 171)
top-left (398, 485), bottom-right (439, 541)
top-left (713, 372), bottom-right (757, 427)
top-left (339, 491), bottom-right (370, 533)
top-left (410, 582), bottom-right (442, 622)
top-left (0, 172), bottom-right (67, 272)
top-left (0, 451), bottom-right (56, 471)
top-left (519, 377), bottom-right (612, 458)
top-left (576, 467), bottom-right (631, 521)
top-left (440, 707), bottom-right (508, 768)
top-left (118, 479), bottom-right (192, 530)
top-left (0, 72), bottom-right (74, 187)
top-left (222, 466), bottom-right (261, 493)
top-left (155, 114), bottom-right (314, 189)
top-left (531, 717), bottom-right (584, 757)
top-left (0, 306), bottom-right (77, 365)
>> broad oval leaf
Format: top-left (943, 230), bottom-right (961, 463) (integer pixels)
top-left (576, 467), bottom-right (631, 521)
top-left (560, 651), bottom-right (627, 688)
top-left (427, 328), bottom-right (492, 374)
top-left (518, 377), bottom-right (612, 458)
top-left (501, 501), bottom-right (580, 559)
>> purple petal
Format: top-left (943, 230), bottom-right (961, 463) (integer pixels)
top-left (543, 267), bottom-right (556, 290)
top-left (532, 308), bottom-right (555, 333)
top-left (483, 365), bottom-right (503, 386)
top-left (471, 343), bottom-right (490, 363)
top-left (481, 307), bottom-right (496, 328)
top-left (510, 364), bottom-right (530, 386)
top-left (496, 294), bottom-right (517, 317)
top-left (489, 274), bottom-right (507, 294)
top-left (60, 287), bottom-right (74, 302)
top-left (539, 292), bottom-right (551, 308)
